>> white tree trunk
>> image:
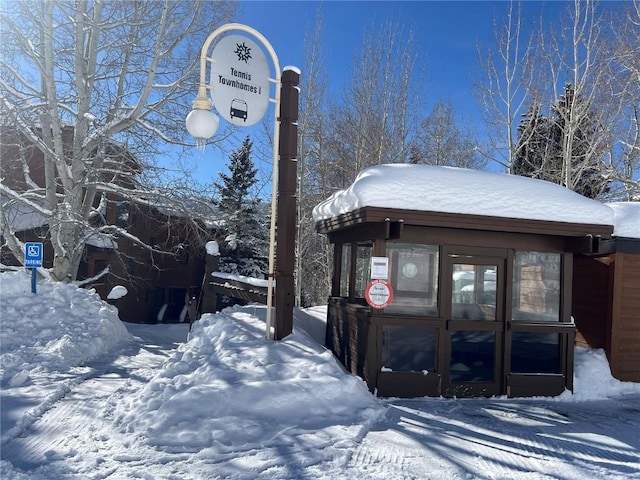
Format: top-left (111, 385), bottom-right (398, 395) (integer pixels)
top-left (1, 0), bottom-right (235, 282)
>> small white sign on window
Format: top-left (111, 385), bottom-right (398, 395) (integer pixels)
top-left (370, 256), bottom-right (389, 280)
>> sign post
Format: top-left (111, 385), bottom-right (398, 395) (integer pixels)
top-left (186, 23), bottom-right (300, 341)
top-left (24, 242), bottom-right (43, 294)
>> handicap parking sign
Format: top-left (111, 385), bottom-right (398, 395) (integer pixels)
top-left (25, 242), bottom-right (43, 268)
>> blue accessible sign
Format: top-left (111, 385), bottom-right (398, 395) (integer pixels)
top-left (25, 242), bottom-right (44, 268)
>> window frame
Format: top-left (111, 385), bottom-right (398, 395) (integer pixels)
top-left (384, 242), bottom-right (440, 316)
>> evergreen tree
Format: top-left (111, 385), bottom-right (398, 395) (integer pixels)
top-left (513, 101), bottom-right (562, 184)
top-left (551, 85), bottom-right (609, 199)
top-left (215, 136), bottom-right (269, 281)
top-left (513, 85), bottom-right (610, 199)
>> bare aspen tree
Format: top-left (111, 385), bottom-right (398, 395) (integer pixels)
top-left (484, 1), bottom-right (637, 199)
top-left (295, 10), bottom-right (333, 306)
top-left (538, 0), bottom-right (614, 193)
top-left (476, 1), bottom-right (535, 173)
top-left (0, 1), bottom-right (235, 282)
top-left (324, 19), bottom-right (423, 188)
top-left (411, 100), bottom-right (484, 169)
top-left (293, 18), bottom-right (425, 305)
top-left (605, 0), bottom-right (640, 200)
top-left (518, 0), bottom-right (640, 200)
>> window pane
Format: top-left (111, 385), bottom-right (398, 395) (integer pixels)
top-left (512, 252), bottom-right (561, 322)
top-left (450, 331), bottom-right (495, 382)
top-left (511, 332), bottom-right (561, 373)
top-left (340, 244), bottom-right (351, 298)
top-left (354, 245), bottom-right (372, 298)
top-left (385, 243), bottom-right (439, 315)
top-left (452, 264), bottom-right (497, 321)
top-left (381, 326), bottom-right (437, 373)
top-left (116, 201), bottom-right (130, 228)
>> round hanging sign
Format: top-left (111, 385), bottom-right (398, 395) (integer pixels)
top-left (209, 34), bottom-right (270, 126)
top-left (364, 279), bottom-right (394, 309)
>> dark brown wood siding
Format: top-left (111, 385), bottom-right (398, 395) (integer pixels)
top-left (326, 297), bottom-right (374, 389)
top-left (608, 253), bottom-right (640, 382)
top-left (317, 206), bottom-right (613, 241)
top-left (572, 251), bottom-right (640, 383)
top-left (572, 255), bottom-right (611, 348)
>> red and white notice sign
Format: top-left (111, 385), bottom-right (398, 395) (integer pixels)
top-left (364, 279), bottom-right (394, 309)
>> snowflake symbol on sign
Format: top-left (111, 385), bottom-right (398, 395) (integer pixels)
top-left (234, 42), bottom-right (252, 63)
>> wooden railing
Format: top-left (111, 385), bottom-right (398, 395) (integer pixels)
top-left (208, 274), bottom-right (271, 306)
top-left (189, 255), bottom-right (273, 322)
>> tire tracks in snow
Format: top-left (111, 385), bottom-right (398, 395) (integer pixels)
top-left (1, 368), bottom-right (96, 447)
top-left (345, 397), bottom-right (640, 480)
top-left (1, 333), bottom-right (175, 473)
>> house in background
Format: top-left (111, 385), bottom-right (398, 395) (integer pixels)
top-left (314, 164), bottom-right (617, 398)
top-left (572, 202), bottom-right (640, 383)
top-left (76, 199), bottom-right (220, 324)
top-left (1, 126), bottom-right (220, 324)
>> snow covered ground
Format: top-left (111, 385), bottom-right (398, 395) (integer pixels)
top-left (1, 270), bottom-right (639, 479)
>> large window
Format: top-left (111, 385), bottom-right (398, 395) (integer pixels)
top-left (512, 252), bottom-right (561, 322)
top-left (450, 331), bottom-right (496, 382)
top-left (354, 244), bottom-right (372, 298)
top-left (338, 243), bottom-right (372, 299)
top-left (381, 326), bottom-right (437, 373)
top-left (451, 264), bottom-right (497, 321)
top-left (340, 244), bottom-right (351, 297)
top-left (511, 332), bottom-right (561, 374)
top-left (385, 243), bottom-right (439, 315)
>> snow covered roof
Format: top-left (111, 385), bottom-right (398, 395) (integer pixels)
top-left (312, 165), bottom-right (615, 227)
top-left (211, 271), bottom-right (269, 288)
top-left (1, 195), bottom-right (47, 232)
top-left (607, 202), bottom-right (640, 239)
top-left (85, 232), bottom-right (118, 250)
top-left (148, 196), bottom-right (222, 226)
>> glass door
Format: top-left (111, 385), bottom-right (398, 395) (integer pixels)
top-left (443, 253), bottom-right (506, 397)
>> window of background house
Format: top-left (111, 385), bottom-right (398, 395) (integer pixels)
top-left (385, 243), bottom-right (439, 315)
top-left (115, 201), bottom-right (130, 228)
top-left (92, 259), bottom-right (109, 278)
top-left (127, 258), bottom-right (137, 277)
top-left (178, 243), bottom-right (189, 265)
top-left (512, 251), bottom-right (561, 322)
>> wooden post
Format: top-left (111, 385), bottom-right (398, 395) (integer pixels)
top-left (200, 253), bottom-right (219, 314)
top-left (274, 68), bottom-right (299, 340)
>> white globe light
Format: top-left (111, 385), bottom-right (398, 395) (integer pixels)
top-left (185, 108), bottom-right (219, 140)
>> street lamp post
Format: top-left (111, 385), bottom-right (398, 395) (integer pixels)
top-left (185, 23), bottom-right (298, 340)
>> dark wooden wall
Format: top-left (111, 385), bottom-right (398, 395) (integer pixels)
top-left (572, 255), bottom-right (611, 348)
top-left (608, 253), bottom-right (640, 382)
top-left (573, 252), bottom-right (640, 383)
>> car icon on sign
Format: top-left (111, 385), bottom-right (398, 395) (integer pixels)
top-left (230, 99), bottom-right (248, 122)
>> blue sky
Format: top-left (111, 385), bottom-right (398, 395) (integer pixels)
top-left (235, 0), bottom-right (511, 114)
top-left (185, 1), bottom-right (570, 188)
